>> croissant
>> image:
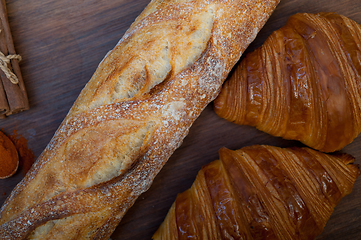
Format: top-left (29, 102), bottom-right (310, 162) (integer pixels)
top-left (153, 145), bottom-right (360, 240)
top-left (214, 12), bottom-right (361, 152)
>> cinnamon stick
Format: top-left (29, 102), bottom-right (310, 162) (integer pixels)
top-left (0, 0), bottom-right (29, 117)
top-left (0, 75), bottom-right (9, 118)
top-left (0, 17), bottom-right (9, 118)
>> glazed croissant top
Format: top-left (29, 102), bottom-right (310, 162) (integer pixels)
top-left (214, 12), bottom-right (361, 152)
top-left (153, 145), bottom-right (360, 239)
top-left (0, 0), bottom-right (280, 239)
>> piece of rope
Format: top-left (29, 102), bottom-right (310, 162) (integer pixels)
top-left (0, 51), bottom-right (21, 84)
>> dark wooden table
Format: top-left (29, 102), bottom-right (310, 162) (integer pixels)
top-left (0, 0), bottom-right (360, 239)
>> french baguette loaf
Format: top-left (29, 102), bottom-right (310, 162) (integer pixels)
top-left (0, 0), bottom-right (280, 239)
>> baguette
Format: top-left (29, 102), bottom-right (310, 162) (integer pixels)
top-left (0, 0), bottom-right (280, 239)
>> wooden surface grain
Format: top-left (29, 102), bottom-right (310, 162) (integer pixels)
top-left (0, 0), bottom-right (360, 239)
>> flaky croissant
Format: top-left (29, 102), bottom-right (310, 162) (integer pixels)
top-left (214, 12), bottom-right (361, 152)
top-left (153, 145), bottom-right (360, 240)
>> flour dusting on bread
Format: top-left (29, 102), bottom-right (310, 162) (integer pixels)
top-left (0, 1), bottom-right (280, 239)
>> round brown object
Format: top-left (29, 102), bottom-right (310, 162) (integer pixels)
top-left (0, 130), bottom-right (19, 179)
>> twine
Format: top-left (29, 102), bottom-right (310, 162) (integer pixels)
top-left (0, 51), bottom-right (21, 84)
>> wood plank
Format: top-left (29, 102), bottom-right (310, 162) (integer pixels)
top-left (0, 0), bottom-right (360, 239)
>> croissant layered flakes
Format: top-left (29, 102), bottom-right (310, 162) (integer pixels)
top-left (153, 145), bottom-right (360, 240)
top-left (214, 12), bottom-right (361, 152)
top-left (0, 0), bottom-right (281, 239)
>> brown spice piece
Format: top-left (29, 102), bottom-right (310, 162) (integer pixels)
top-left (9, 130), bottom-right (35, 176)
top-left (0, 130), bottom-right (18, 178)
top-left (0, 0), bottom-right (29, 118)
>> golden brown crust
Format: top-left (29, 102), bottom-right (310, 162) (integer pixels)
top-left (153, 145), bottom-right (360, 239)
top-left (214, 12), bottom-right (361, 153)
top-left (0, 0), bottom-right (280, 239)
